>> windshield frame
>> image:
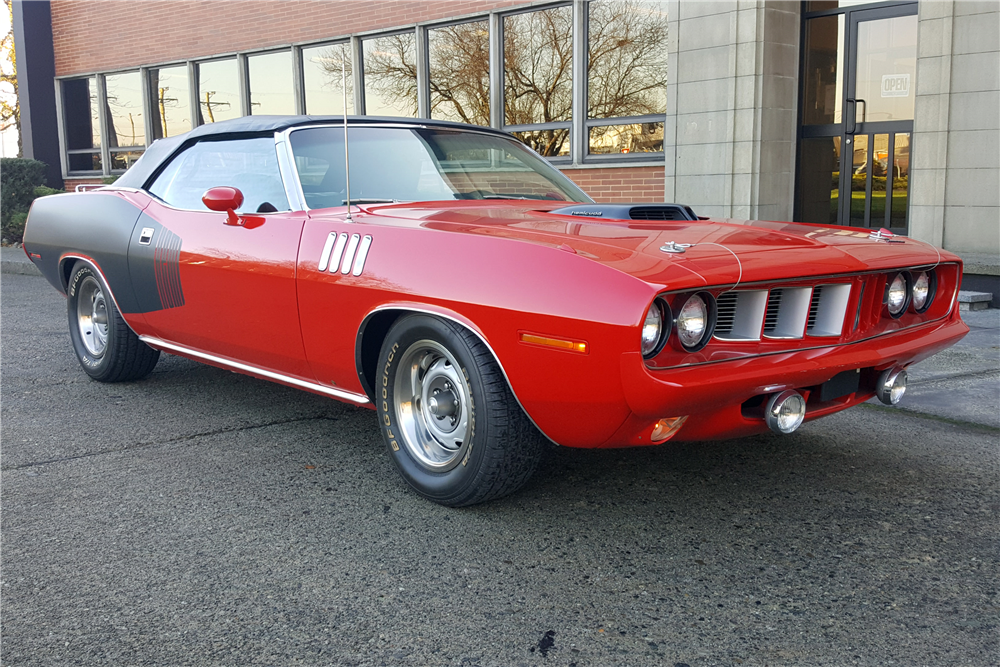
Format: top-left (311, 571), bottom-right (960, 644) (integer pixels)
top-left (278, 122), bottom-right (594, 212)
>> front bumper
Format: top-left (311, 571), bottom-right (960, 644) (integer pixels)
top-left (604, 312), bottom-right (969, 446)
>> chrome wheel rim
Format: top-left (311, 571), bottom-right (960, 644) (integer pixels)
top-left (76, 276), bottom-right (109, 357)
top-left (393, 340), bottom-right (471, 470)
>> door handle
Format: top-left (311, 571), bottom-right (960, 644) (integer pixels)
top-left (846, 98), bottom-right (867, 134)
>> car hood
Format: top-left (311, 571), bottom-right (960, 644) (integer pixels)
top-left (347, 201), bottom-right (953, 289)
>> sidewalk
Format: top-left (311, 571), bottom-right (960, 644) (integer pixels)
top-left (3, 245), bottom-right (997, 429)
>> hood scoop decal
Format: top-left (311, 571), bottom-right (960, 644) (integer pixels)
top-left (549, 203), bottom-right (700, 221)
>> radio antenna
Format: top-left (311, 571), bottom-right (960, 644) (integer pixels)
top-left (341, 43), bottom-right (353, 223)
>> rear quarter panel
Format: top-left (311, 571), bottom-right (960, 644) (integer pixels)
top-left (23, 190), bottom-right (148, 306)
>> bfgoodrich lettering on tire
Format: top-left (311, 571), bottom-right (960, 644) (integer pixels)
top-left (377, 314), bottom-right (544, 507)
top-left (67, 262), bottom-right (160, 382)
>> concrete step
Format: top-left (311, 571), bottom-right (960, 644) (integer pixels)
top-left (958, 290), bottom-right (993, 311)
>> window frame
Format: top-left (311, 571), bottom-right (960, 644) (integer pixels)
top-left (146, 134), bottom-right (294, 214)
top-left (359, 28), bottom-right (421, 119)
top-left (245, 48), bottom-right (296, 117)
top-left (57, 75), bottom-right (103, 176)
top-left (299, 39), bottom-right (354, 116)
top-left (499, 2), bottom-right (575, 164)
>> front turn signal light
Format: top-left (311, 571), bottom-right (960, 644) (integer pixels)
top-left (651, 416), bottom-right (688, 443)
top-left (519, 332), bottom-right (588, 354)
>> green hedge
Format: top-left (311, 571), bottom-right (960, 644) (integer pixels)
top-left (1, 159), bottom-right (65, 244)
top-left (1, 158), bottom-right (48, 223)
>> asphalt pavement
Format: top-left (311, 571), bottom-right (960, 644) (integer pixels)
top-left (2, 260), bottom-right (998, 666)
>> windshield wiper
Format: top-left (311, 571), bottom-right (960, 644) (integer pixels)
top-left (482, 193), bottom-right (562, 201)
top-left (454, 190), bottom-right (561, 201)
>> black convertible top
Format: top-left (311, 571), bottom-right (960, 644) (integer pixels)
top-left (115, 115), bottom-right (513, 189)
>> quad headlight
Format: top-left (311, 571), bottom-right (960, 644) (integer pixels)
top-left (675, 292), bottom-right (715, 352)
top-left (641, 299), bottom-right (669, 358)
top-left (911, 270), bottom-right (934, 313)
top-left (886, 272), bottom-right (910, 318)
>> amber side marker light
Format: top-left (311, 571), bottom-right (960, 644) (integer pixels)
top-left (519, 332), bottom-right (588, 354)
top-left (651, 416), bottom-right (688, 443)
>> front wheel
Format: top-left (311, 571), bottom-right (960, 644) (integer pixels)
top-left (67, 262), bottom-right (160, 382)
top-left (377, 314), bottom-right (544, 507)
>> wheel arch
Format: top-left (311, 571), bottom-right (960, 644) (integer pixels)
top-left (60, 254), bottom-right (140, 338)
top-left (355, 303), bottom-right (560, 446)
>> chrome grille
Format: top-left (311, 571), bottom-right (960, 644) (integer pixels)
top-left (713, 290), bottom-right (769, 341)
top-left (763, 289), bottom-right (782, 334)
top-left (715, 292), bottom-right (739, 336)
top-left (807, 284), bottom-right (852, 337)
top-left (713, 285), bottom-right (848, 342)
top-left (807, 291), bottom-right (821, 331)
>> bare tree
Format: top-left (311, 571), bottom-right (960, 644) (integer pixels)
top-left (311, 43), bottom-right (353, 113)
top-left (502, 7), bottom-right (573, 155)
top-left (587, 0), bottom-right (668, 119)
top-left (1, 0), bottom-right (20, 156)
top-left (359, 34), bottom-right (417, 117)
top-left (428, 22), bottom-right (490, 126)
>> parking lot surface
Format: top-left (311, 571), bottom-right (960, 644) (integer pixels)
top-left (2, 271), bottom-right (998, 666)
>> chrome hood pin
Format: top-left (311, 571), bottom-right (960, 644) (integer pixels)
top-left (660, 241), bottom-right (691, 254)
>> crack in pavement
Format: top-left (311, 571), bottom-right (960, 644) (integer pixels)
top-left (860, 402), bottom-right (1000, 433)
top-left (907, 369), bottom-right (1000, 386)
top-left (0, 415), bottom-right (339, 471)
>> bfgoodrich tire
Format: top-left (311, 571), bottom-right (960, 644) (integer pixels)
top-left (377, 314), bottom-right (544, 507)
top-left (66, 262), bottom-right (160, 382)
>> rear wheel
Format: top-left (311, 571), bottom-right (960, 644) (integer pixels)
top-left (377, 314), bottom-right (544, 507)
top-left (67, 262), bottom-right (159, 382)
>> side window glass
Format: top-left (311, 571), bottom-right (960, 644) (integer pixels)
top-left (149, 136), bottom-right (290, 213)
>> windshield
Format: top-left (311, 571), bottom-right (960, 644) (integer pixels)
top-left (288, 125), bottom-right (592, 209)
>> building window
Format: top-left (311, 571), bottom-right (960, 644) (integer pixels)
top-left (302, 43), bottom-right (354, 114)
top-left (104, 71), bottom-right (146, 171)
top-left (362, 32), bottom-right (417, 117)
top-left (62, 77), bottom-right (102, 173)
top-left (148, 65), bottom-right (192, 139)
top-left (503, 6), bottom-right (573, 157)
top-left (586, 0), bottom-right (668, 156)
top-left (428, 20), bottom-right (490, 126)
top-left (248, 51), bottom-right (294, 115)
top-left (198, 59), bottom-right (241, 124)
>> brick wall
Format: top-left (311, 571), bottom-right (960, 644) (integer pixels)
top-left (563, 166), bottom-right (666, 204)
top-left (51, 0), bottom-right (522, 76)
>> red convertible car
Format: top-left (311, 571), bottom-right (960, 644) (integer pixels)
top-left (23, 116), bottom-right (968, 506)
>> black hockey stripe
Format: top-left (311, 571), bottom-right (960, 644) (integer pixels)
top-left (154, 227), bottom-right (185, 309)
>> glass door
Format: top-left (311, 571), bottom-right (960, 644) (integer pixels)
top-left (796, 3), bottom-right (917, 233)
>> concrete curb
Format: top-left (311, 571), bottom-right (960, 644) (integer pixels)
top-left (1, 247), bottom-right (42, 277)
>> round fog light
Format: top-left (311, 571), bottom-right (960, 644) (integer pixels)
top-left (765, 390), bottom-right (806, 434)
top-left (875, 367), bottom-right (907, 405)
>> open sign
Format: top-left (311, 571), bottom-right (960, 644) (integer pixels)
top-left (881, 73), bottom-right (910, 98)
